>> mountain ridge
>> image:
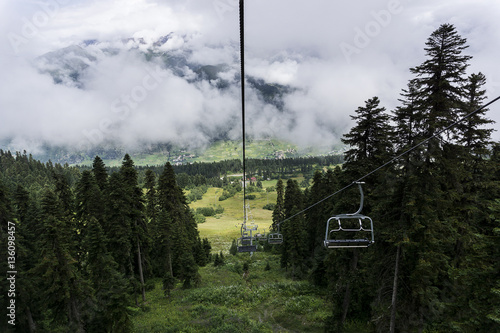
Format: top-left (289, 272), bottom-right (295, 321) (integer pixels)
top-left (2, 139), bottom-right (344, 166)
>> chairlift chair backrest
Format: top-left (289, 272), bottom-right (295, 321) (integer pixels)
top-left (268, 232), bottom-right (283, 245)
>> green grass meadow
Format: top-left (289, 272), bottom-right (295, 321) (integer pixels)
top-left (190, 185), bottom-right (277, 253)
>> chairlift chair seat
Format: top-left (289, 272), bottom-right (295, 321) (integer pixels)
top-left (324, 214), bottom-right (374, 249)
top-left (238, 245), bottom-right (257, 252)
top-left (323, 182), bottom-right (375, 249)
top-left (268, 233), bottom-right (283, 245)
top-left (324, 238), bottom-right (372, 248)
top-left (237, 236), bottom-right (257, 252)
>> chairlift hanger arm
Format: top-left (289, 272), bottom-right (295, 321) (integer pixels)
top-left (350, 182), bottom-right (365, 216)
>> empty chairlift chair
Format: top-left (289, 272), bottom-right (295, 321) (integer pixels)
top-left (268, 224), bottom-right (283, 245)
top-left (237, 223), bottom-right (258, 253)
top-left (324, 182), bottom-right (374, 249)
top-left (237, 237), bottom-right (257, 252)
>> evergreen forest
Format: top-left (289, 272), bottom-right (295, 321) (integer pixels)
top-left (1, 23), bottom-right (499, 332)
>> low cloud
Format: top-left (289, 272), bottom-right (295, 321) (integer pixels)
top-left (1, 0), bottom-right (499, 156)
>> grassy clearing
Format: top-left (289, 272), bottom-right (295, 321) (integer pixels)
top-left (192, 139), bottom-right (300, 163)
top-left (132, 252), bottom-right (331, 333)
top-left (190, 187), bottom-right (276, 253)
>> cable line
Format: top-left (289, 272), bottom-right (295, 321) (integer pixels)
top-left (236, 0), bottom-right (260, 253)
top-left (277, 94), bottom-right (500, 226)
top-left (239, 0), bottom-right (247, 222)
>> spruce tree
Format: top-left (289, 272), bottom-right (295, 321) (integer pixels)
top-left (306, 168), bottom-right (339, 254)
top-left (444, 74), bottom-right (497, 330)
top-left (92, 156), bottom-right (108, 192)
top-left (32, 189), bottom-right (88, 332)
top-left (120, 154), bottom-right (147, 303)
top-left (323, 97), bottom-right (394, 329)
top-left (341, 96), bottom-right (393, 180)
top-left (383, 23), bottom-right (476, 331)
top-left (152, 210), bottom-right (174, 278)
top-left (280, 179), bottom-right (307, 277)
top-left (157, 162), bottom-right (202, 288)
top-left (14, 186), bottom-right (40, 333)
top-left (144, 169), bottom-right (158, 225)
top-left (105, 172), bottom-right (134, 277)
top-left (307, 168), bottom-right (340, 287)
top-left (409, 23), bottom-right (472, 141)
top-left (83, 217), bottom-right (132, 333)
top-left (14, 184), bottom-right (30, 223)
top-left (271, 179), bottom-right (285, 233)
top-left (75, 170), bottom-right (104, 225)
top-left (458, 72), bottom-right (494, 157)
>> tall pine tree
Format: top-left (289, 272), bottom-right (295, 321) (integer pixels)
top-left (120, 154), bottom-right (147, 303)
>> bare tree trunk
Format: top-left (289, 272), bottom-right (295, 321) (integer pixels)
top-left (341, 281), bottom-right (352, 325)
top-left (69, 297), bottom-right (84, 333)
top-left (390, 245), bottom-right (401, 333)
top-left (168, 251), bottom-right (173, 276)
top-left (137, 238), bottom-right (146, 302)
top-left (25, 306), bottom-right (36, 333)
top-left (341, 250), bottom-right (359, 325)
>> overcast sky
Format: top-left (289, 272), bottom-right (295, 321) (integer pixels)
top-left (1, 0), bottom-right (499, 154)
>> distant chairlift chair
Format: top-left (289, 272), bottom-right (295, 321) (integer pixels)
top-left (324, 182), bottom-right (374, 249)
top-left (268, 224), bottom-right (283, 245)
top-left (237, 223), bottom-right (258, 253)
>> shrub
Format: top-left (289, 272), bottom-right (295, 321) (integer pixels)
top-left (229, 239), bottom-right (237, 256)
top-left (194, 214), bottom-right (206, 224)
top-left (218, 183), bottom-right (242, 201)
top-left (263, 203), bottom-right (275, 210)
top-left (196, 207), bottom-right (215, 216)
top-left (214, 205), bottom-right (224, 214)
top-left (186, 185), bottom-right (209, 203)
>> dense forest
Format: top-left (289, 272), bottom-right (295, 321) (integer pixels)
top-left (270, 24), bottom-right (500, 332)
top-left (1, 23), bottom-right (499, 332)
top-left (0, 152), bottom-right (213, 332)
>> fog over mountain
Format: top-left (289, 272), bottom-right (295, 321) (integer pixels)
top-left (1, 0), bottom-right (499, 155)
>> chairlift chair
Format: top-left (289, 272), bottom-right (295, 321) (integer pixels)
top-left (268, 232), bottom-right (283, 245)
top-left (237, 221), bottom-right (257, 253)
top-left (237, 236), bottom-right (257, 252)
top-left (268, 223), bottom-right (283, 245)
top-left (324, 182), bottom-right (374, 249)
top-left (256, 232), bottom-right (268, 241)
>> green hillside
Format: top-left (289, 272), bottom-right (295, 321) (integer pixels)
top-left (73, 139), bottom-right (342, 167)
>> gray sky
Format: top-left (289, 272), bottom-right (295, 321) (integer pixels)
top-left (1, 0), bottom-right (499, 153)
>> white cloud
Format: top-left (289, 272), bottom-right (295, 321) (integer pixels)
top-left (1, 0), bottom-right (499, 155)
top-left (247, 59), bottom-right (298, 85)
